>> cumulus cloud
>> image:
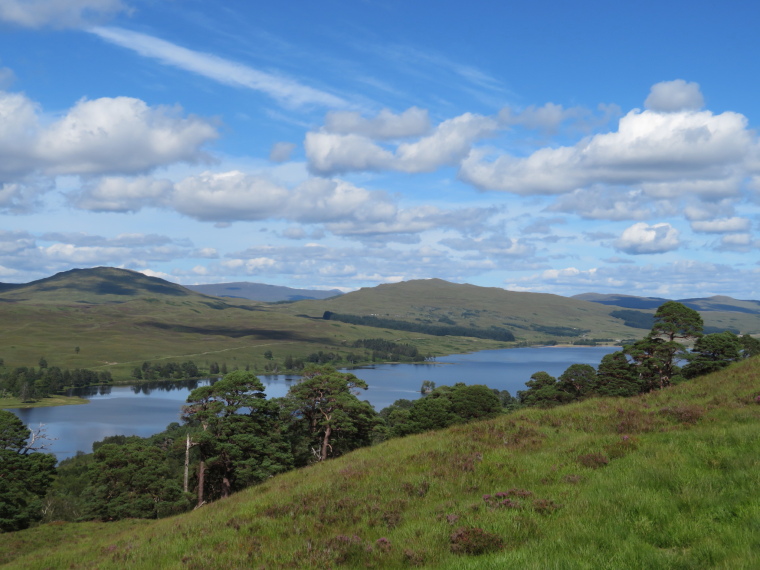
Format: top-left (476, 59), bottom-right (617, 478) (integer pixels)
top-left (0, 178), bottom-right (54, 214)
top-left (511, 259), bottom-right (757, 298)
top-left (718, 233), bottom-right (760, 252)
top-left (0, 0), bottom-right (128, 29)
top-left (690, 217), bottom-right (751, 233)
top-left (306, 111), bottom-right (496, 175)
top-left (172, 171), bottom-right (289, 222)
top-left (71, 176), bottom-right (173, 212)
top-left (548, 187), bottom-right (659, 220)
top-left (645, 79), bottom-right (705, 112)
top-left (323, 107), bottom-right (431, 139)
top-left (0, 90), bottom-right (218, 185)
top-left (37, 97), bottom-right (218, 175)
top-left (615, 222), bottom-right (680, 254)
top-left (91, 27), bottom-right (346, 109)
top-left (460, 106), bottom-right (750, 195)
top-left (169, 170), bottom-right (497, 240)
top-left (440, 234), bottom-right (535, 258)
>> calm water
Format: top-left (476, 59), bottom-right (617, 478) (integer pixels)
top-left (6, 346), bottom-right (617, 461)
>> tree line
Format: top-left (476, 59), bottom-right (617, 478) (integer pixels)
top-left (0, 365), bottom-right (113, 402)
top-left (322, 311), bottom-right (516, 342)
top-left (517, 301), bottom-right (760, 407)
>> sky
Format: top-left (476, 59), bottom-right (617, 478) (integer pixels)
top-left (1, 0), bottom-right (760, 299)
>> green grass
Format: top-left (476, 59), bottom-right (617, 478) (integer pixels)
top-left (0, 395), bottom-right (88, 408)
top-left (0, 293), bottom-right (505, 382)
top-left (3, 357), bottom-right (759, 568)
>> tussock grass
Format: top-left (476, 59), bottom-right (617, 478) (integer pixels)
top-left (3, 358), bottom-right (760, 568)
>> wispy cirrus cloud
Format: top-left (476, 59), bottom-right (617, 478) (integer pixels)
top-left (90, 27), bottom-right (348, 109)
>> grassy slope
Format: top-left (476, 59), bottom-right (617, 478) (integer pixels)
top-left (278, 278), bottom-right (642, 342)
top-left (4, 358), bottom-right (759, 569)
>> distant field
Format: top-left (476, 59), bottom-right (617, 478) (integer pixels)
top-left (0, 296), bottom-right (506, 381)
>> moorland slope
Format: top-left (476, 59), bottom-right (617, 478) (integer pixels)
top-left (2, 356), bottom-right (759, 568)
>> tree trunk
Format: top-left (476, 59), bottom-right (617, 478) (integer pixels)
top-left (197, 459), bottom-right (205, 507)
top-left (320, 424), bottom-right (332, 461)
top-left (184, 434), bottom-right (190, 494)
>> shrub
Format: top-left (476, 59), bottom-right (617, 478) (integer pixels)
top-left (577, 452), bottom-right (609, 469)
top-left (450, 526), bottom-right (505, 555)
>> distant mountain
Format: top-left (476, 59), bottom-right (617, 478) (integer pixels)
top-left (0, 267), bottom-right (205, 304)
top-left (278, 278), bottom-right (645, 342)
top-left (574, 293), bottom-right (760, 315)
top-left (186, 282), bottom-right (343, 303)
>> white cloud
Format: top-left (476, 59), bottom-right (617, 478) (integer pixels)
top-left (172, 171), bottom-right (289, 222)
top-left (0, 91), bottom-right (218, 185)
top-left (548, 187), bottom-right (659, 220)
top-left (440, 234), bottom-right (535, 258)
top-left (512, 259), bottom-right (759, 298)
top-left (304, 132), bottom-right (394, 175)
top-left (639, 178), bottom-right (741, 200)
top-left (717, 233), bottom-right (760, 252)
top-left (460, 106), bottom-right (751, 195)
top-left (0, 178), bottom-right (54, 214)
top-left (72, 176), bottom-right (173, 212)
top-left (615, 222), bottom-right (680, 254)
top-left (306, 111), bottom-right (496, 175)
top-left (37, 97), bottom-right (218, 176)
top-left (137, 268), bottom-right (174, 281)
top-left (645, 79), bottom-right (704, 112)
top-left (0, 0), bottom-right (128, 29)
top-left (324, 107), bottom-right (431, 139)
top-left (91, 27), bottom-right (347, 109)
top-left (690, 217), bottom-right (751, 233)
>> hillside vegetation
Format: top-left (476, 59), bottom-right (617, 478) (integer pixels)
top-left (2, 268), bottom-right (759, 385)
top-left (0, 269), bottom-right (507, 381)
top-left (281, 278), bottom-right (760, 342)
top-left (3, 356), bottom-right (759, 568)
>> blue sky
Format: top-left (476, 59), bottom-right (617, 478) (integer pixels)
top-left (1, 0), bottom-right (759, 299)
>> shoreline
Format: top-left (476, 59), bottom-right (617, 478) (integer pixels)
top-left (0, 395), bottom-right (89, 409)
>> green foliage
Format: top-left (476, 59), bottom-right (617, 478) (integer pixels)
top-left (683, 331), bottom-right (742, 379)
top-left (625, 301), bottom-right (704, 390)
top-left (0, 366), bottom-right (112, 402)
top-left (0, 411), bottom-right (57, 532)
top-left (385, 383), bottom-right (502, 436)
top-left (183, 370), bottom-right (292, 502)
top-left (595, 351), bottom-right (641, 397)
top-left (739, 334), bottom-right (760, 358)
top-left (84, 438), bottom-right (190, 520)
top-left (352, 338), bottom-right (426, 362)
top-left (139, 360), bottom-right (200, 380)
top-left (610, 309), bottom-right (655, 329)
top-left (323, 312), bottom-right (516, 341)
top-left (651, 300), bottom-right (704, 342)
top-left (279, 366), bottom-right (381, 464)
top-left (557, 363), bottom-right (597, 399)
top-left (517, 371), bottom-right (574, 408)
